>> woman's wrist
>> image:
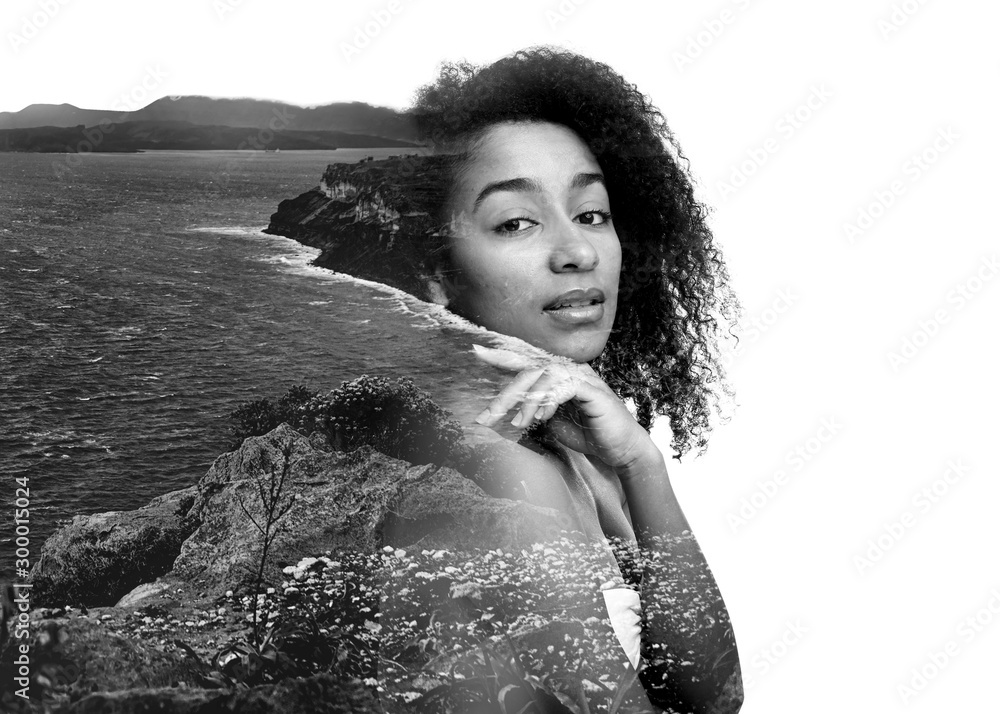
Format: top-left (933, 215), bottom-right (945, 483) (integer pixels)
top-left (614, 436), bottom-right (666, 484)
top-left (616, 443), bottom-right (692, 541)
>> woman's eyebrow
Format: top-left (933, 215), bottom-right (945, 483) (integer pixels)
top-left (472, 172), bottom-right (606, 213)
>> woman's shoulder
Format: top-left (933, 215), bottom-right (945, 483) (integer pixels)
top-left (526, 427), bottom-right (637, 545)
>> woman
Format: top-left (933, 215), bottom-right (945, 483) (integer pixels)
top-left (378, 46), bottom-right (743, 713)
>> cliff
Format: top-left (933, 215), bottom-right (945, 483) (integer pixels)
top-left (7, 426), bottom-right (571, 712)
top-left (263, 155), bottom-right (454, 303)
top-left (11, 427), bottom-right (740, 713)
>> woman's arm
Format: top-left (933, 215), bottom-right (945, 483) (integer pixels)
top-left (472, 346), bottom-right (743, 712)
top-left (617, 444), bottom-right (744, 714)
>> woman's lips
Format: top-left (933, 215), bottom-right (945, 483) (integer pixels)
top-left (543, 287), bottom-right (606, 309)
top-left (543, 300), bottom-right (605, 325)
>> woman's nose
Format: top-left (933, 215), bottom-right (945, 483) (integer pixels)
top-left (548, 219), bottom-right (599, 273)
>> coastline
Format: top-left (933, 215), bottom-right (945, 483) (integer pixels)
top-left (4, 156), bottom-right (675, 712)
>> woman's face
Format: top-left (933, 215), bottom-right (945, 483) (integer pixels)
top-left (441, 121), bottom-right (621, 363)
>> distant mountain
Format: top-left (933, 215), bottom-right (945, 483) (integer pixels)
top-left (0, 120), bottom-right (417, 153)
top-left (0, 96), bottom-right (420, 143)
top-left (0, 103), bottom-right (106, 129)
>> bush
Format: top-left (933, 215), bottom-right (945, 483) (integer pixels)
top-left (229, 385), bottom-right (318, 448)
top-left (230, 377), bottom-right (464, 467)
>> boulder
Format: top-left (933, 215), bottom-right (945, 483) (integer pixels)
top-left (17, 424), bottom-right (579, 711)
top-left (29, 422), bottom-right (571, 607)
top-left (64, 675), bottom-right (379, 714)
top-left (62, 673), bottom-right (379, 714)
top-left (11, 615), bottom-right (213, 708)
top-left (170, 424), bottom-right (572, 596)
top-left (65, 687), bottom-right (219, 714)
top-left (204, 673), bottom-right (379, 714)
top-left (28, 487), bottom-right (198, 608)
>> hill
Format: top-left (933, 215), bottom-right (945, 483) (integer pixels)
top-left (0, 96), bottom-right (419, 143)
top-left (0, 120), bottom-right (417, 153)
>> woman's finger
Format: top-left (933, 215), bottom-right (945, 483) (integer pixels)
top-left (474, 366), bottom-right (546, 426)
top-left (472, 344), bottom-right (545, 372)
top-left (511, 388), bottom-right (551, 428)
top-left (511, 366), bottom-right (582, 428)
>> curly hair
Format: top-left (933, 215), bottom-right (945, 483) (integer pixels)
top-left (409, 46), bottom-right (741, 460)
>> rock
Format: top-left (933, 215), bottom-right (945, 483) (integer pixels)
top-left (28, 487), bottom-right (198, 608)
top-left (65, 674), bottom-right (380, 714)
top-left (209, 673), bottom-right (379, 713)
top-left (20, 423), bottom-right (581, 709)
top-left (115, 582), bottom-right (173, 609)
top-left (23, 616), bottom-right (213, 704)
top-left (65, 687), bottom-right (219, 714)
top-left (264, 155), bottom-right (454, 303)
top-left (170, 424), bottom-right (572, 596)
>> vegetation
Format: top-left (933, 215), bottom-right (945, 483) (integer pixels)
top-left (236, 440), bottom-right (300, 650)
top-left (188, 533), bottom-right (734, 713)
top-left (229, 377), bottom-right (466, 467)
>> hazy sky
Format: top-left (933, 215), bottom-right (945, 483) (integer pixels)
top-left (4, 2), bottom-right (999, 712)
top-left (3, 0), bottom-right (710, 113)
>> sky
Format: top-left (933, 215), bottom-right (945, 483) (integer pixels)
top-left (4, 1), bottom-right (1000, 712)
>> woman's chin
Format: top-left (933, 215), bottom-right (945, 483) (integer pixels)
top-left (445, 303), bottom-right (609, 362)
top-left (536, 333), bottom-right (609, 363)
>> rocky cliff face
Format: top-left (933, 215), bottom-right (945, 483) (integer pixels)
top-left (264, 155), bottom-right (454, 303)
top-left (30, 425), bottom-right (567, 607)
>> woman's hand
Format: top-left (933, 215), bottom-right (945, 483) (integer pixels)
top-left (472, 344), bottom-right (658, 472)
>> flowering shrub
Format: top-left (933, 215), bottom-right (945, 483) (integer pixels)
top-left (304, 375), bottom-right (464, 466)
top-left (220, 532), bottom-right (738, 714)
top-left (229, 385), bottom-right (316, 448)
top-left (229, 376), bottom-right (465, 466)
top-left (220, 529), bottom-right (737, 711)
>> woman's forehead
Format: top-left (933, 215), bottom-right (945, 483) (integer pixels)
top-left (452, 122), bottom-right (605, 204)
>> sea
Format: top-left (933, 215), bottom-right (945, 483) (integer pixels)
top-left (0, 148), bottom-right (532, 581)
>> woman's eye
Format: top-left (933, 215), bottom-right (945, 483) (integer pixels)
top-left (577, 210), bottom-right (612, 226)
top-left (495, 217), bottom-right (535, 234)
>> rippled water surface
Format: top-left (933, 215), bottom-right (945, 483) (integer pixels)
top-left (0, 149), bottom-right (511, 580)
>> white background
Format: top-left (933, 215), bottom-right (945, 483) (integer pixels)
top-left (4, 0), bottom-right (999, 711)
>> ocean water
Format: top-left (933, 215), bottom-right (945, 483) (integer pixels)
top-left (0, 149), bottom-right (525, 581)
